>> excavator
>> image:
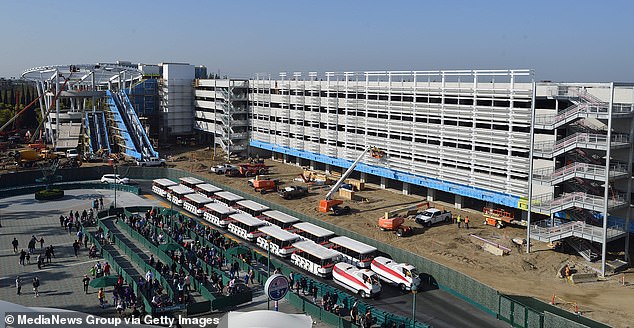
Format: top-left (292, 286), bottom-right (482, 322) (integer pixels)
top-left (318, 145), bottom-right (382, 215)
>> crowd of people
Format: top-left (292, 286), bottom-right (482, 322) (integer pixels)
top-left (13, 235), bottom-right (58, 271)
top-left (122, 210), bottom-right (245, 297)
top-left (123, 211), bottom-right (208, 305)
top-left (43, 205), bottom-right (388, 325)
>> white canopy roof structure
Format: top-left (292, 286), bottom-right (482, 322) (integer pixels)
top-left (218, 310), bottom-right (312, 328)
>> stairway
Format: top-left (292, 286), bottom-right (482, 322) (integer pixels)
top-left (535, 88), bottom-right (609, 130)
top-left (566, 237), bottom-right (600, 262)
top-left (568, 148), bottom-right (602, 165)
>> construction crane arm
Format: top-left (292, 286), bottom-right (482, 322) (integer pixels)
top-left (0, 93), bottom-right (45, 134)
top-left (324, 145), bottom-right (372, 200)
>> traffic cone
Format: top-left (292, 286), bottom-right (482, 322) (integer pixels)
top-left (550, 294), bottom-right (555, 305)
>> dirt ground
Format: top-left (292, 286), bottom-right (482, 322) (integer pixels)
top-left (162, 147), bottom-right (633, 328)
top-left (4, 144), bottom-right (630, 327)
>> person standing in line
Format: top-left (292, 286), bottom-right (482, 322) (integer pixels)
top-left (288, 272), bottom-right (294, 289)
top-left (32, 277), bottom-right (40, 297)
top-left (311, 285), bottom-right (318, 303)
top-left (364, 309), bottom-right (373, 328)
top-left (457, 215), bottom-right (462, 229)
top-left (104, 262), bottom-right (111, 276)
top-left (83, 275), bottom-right (91, 294)
top-left (16, 276), bottom-right (22, 295)
top-left (465, 216), bottom-right (470, 229)
top-left (248, 268), bottom-right (254, 285)
top-left (98, 288), bottom-right (105, 308)
top-left (12, 237), bottom-right (19, 253)
top-left (39, 237), bottom-right (44, 249)
top-left (350, 302), bottom-right (359, 325)
top-left (243, 271), bottom-right (249, 286)
top-left (184, 275), bottom-right (190, 292)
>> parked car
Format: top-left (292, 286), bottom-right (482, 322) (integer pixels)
top-left (278, 186), bottom-right (309, 199)
top-left (66, 148), bottom-right (79, 160)
top-left (211, 164), bottom-right (237, 174)
top-left (136, 157), bottom-right (166, 167)
top-left (100, 174), bottom-right (129, 184)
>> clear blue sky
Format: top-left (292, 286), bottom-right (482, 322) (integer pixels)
top-left (1, 0), bottom-right (633, 82)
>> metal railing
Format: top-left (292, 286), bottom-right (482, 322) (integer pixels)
top-left (530, 219), bottom-right (626, 243)
top-left (531, 191), bottom-right (628, 214)
top-left (532, 162), bottom-right (629, 184)
top-left (533, 133), bottom-right (629, 157)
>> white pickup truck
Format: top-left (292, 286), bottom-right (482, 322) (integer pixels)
top-left (211, 164), bottom-right (237, 174)
top-left (66, 149), bottom-right (79, 160)
top-left (136, 157), bottom-right (166, 167)
top-left (415, 208), bottom-right (452, 227)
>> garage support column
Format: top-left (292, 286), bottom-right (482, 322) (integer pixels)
top-left (360, 173), bottom-right (367, 183)
top-left (380, 177), bottom-right (387, 189)
top-left (454, 195), bottom-right (464, 209)
top-left (283, 154), bottom-right (288, 164)
top-left (325, 164), bottom-right (331, 174)
top-left (427, 189), bottom-right (436, 202)
top-left (295, 157), bottom-right (301, 167)
top-left (402, 182), bottom-right (411, 195)
top-left (271, 152), bottom-right (276, 160)
top-left (310, 160), bottom-right (315, 170)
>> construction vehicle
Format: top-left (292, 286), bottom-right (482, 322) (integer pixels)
top-left (377, 201), bottom-right (428, 237)
top-left (28, 143), bottom-right (47, 150)
top-left (378, 217), bottom-right (414, 237)
top-left (251, 176), bottom-right (280, 194)
top-left (415, 208), bottom-right (452, 227)
top-left (278, 185), bottom-right (309, 199)
top-left (226, 164), bottom-right (269, 177)
top-left (319, 145), bottom-right (381, 215)
top-left (14, 149), bottom-right (57, 167)
top-left (483, 207), bottom-right (527, 228)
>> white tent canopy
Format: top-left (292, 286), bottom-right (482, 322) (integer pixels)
top-left (219, 310), bottom-right (312, 328)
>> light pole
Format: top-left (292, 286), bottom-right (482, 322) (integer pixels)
top-left (267, 236), bottom-right (271, 310)
top-left (411, 284), bottom-right (418, 323)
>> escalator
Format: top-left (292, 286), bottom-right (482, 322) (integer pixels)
top-left (120, 91), bottom-right (157, 159)
top-left (105, 90), bottom-right (157, 160)
top-left (85, 111), bottom-right (111, 154)
top-left (85, 112), bottom-right (97, 153)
